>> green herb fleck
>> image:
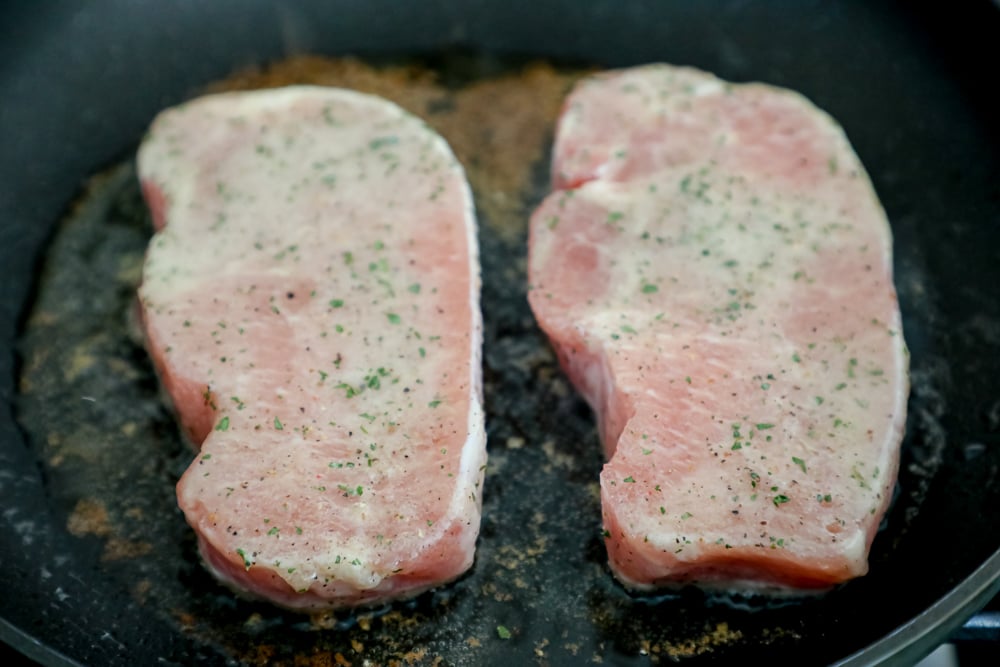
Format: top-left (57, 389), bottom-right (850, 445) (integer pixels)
top-left (496, 625), bottom-right (512, 640)
top-left (386, 313), bottom-right (401, 325)
top-left (215, 416), bottom-right (230, 432)
top-left (273, 417), bottom-right (284, 430)
top-left (792, 456), bottom-right (807, 473)
top-left (642, 283), bottom-right (659, 294)
top-left (329, 299), bottom-right (344, 308)
top-left (773, 494), bottom-right (790, 507)
top-left (369, 136), bottom-right (399, 150)
top-left (336, 382), bottom-right (358, 398)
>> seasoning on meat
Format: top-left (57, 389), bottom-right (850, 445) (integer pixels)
top-left (137, 86), bottom-right (486, 610)
top-left (528, 64), bottom-right (909, 593)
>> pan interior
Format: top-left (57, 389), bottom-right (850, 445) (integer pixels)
top-left (7, 51), bottom-right (1000, 666)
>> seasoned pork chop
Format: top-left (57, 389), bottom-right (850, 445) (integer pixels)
top-left (528, 65), bottom-right (908, 593)
top-left (138, 86), bottom-right (486, 610)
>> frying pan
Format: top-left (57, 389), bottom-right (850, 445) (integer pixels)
top-left (2, 1), bottom-right (1000, 665)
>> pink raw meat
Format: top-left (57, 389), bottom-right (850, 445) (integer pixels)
top-left (138, 86), bottom-right (486, 610)
top-left (528, 65), bottom-right (908, 593)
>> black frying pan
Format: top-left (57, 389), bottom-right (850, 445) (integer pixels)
top-left (3, 1), bottom-right (1000, 665)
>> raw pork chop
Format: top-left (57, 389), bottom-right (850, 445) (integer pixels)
top-left (138, 86), bottom-right (486, 610)
top-left (528, 65), bottom-right (908, 593)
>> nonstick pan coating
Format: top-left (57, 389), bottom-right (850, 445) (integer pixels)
top-left (2, 2), bottom-right (999, 665)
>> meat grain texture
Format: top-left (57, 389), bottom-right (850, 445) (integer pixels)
top-left (528, 65), bottom-right (909, 593)
top-left (137, 86), bottom-right (486, 610)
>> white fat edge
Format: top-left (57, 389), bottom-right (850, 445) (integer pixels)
top-left (428, 127), bottom-right (488, 543)
top-left (829, 108), bottom-right (909, 518)
top-left (868, 300), bottom-right (909, 524)
top-left (640, 529), bottom-right (705, 563)
top-left (816, 110), bottom-right (909, 527)
top-left (818, 99), bottom-right (898, 276)
top-left (690, 78), bottom-right (725, 97)
top-left (312, 536), bottom-right (389, 591)
top-left (837, 527), bottom-right (869, 573)
top-left (238, 517), bottom-right (388, 595)
top-left (617, 522), bottom-right (868, 593)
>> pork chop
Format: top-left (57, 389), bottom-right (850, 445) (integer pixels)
top-left (137, 86), bottom-right (486, 610)
top-left (528, 65), bottom-right (908, 593)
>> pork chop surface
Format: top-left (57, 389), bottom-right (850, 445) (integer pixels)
top-left (138, 86), bottom-right (485, 610)
top-left (528, 65), bottom-right (908, 593)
